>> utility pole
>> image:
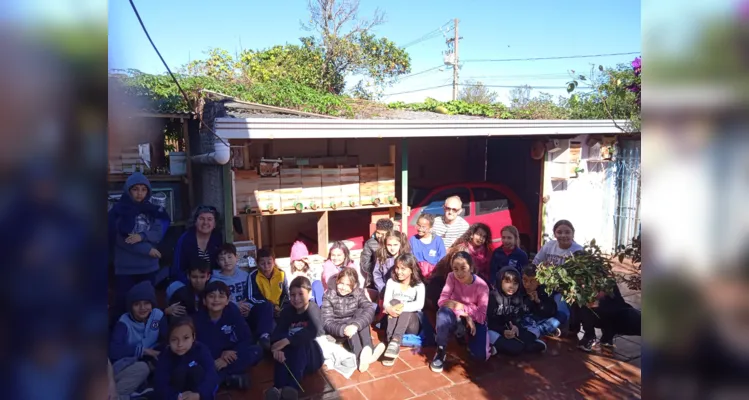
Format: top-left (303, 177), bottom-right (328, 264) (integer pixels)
top-left (452, 18), bottom-right (460, 101)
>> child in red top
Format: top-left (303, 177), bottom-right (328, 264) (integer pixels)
top-left (430, 251), bottom-right (490, 373)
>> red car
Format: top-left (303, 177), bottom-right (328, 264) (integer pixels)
top-left (404, 183), bottom-right (533, 251)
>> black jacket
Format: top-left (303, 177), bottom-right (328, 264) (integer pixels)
top-left (527, 284), bottom-right (557, 319)
top-left (359, 235), bottom-right (380, 288)
top-left (321, 288), bottom-right (375, 338)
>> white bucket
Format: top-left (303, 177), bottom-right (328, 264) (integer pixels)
top-left (169, 152), bottom-right (187, 175)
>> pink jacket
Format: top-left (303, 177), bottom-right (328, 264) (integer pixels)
top-left (438, 272), bottom-right (490, 325)
top-left (321, 260), bottom-right (364, 291)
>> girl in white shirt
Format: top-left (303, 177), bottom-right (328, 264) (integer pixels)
top-left (381, 253), bottom-right (426, 366)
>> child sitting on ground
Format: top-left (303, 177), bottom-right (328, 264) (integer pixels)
top-left (490, 225), bottom-right (529, 279)
top-left (287, 240), bottom-right (324, 306)
top-left (408, 213), bottom-right (446, 280)
top-left (210, 243), bottom-right (250, 304)
top-left (373, 230), bottom-right (411, 298)
top-left (247, 248), bottom-right (287, 349)
top-left (360, 218), bottom-right (394, 290)
top-left (487, 266), bottom-right (547, 356)
top-left (321, 241), bottom-right (365, 292)
top-left (166, 261), bottom-right (213, 321)
top-left (431, 251), bottom-right (490, 373)
top-left (108, 172), bottom-right (170, 325)
top-left (265, 276), bottom-right (325, 400)
top-left (381, 253), bottom-right (426, 367)
top-left (321, 268), bottom-right (385, 373)
top-left (110, 281), bottom-right (164, 371)
top-left (193, 281), bottom-right (264, 390)
top-left (577, 283), bottom-right (641, 352)
top-left (521, 265), bottom-right (561, 338)
top-left (154, 317), bottom-right (219, 400)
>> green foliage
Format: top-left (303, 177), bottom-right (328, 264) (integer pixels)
top-left (238, 44), bottom-right (326, 90)
top-left (458, 81), bottom-right (498, 104)
top-left (535, 240), bottom-right (618, 307)
top-left (387, 95), bottom-right (571, 119)
top-left (113, 69), bottom-right (352, 117)
top-left (616, 235), bottom-right (642, 291)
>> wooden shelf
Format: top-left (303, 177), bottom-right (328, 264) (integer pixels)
top-left (244, 203), bottom-right (401, 217)
top-left (108, 174), bottom-right (188, 183)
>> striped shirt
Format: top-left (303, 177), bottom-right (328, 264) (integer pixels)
top-left (432, 216), bottom-right (469, 248)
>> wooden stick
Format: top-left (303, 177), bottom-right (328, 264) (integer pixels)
top-left (283, 361), bottom-right (305, 392)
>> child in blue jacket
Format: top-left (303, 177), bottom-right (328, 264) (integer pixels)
top-left (109, 281), bottom-right (165, 366)
top-left (154, 316), bottom-right (219, 400)
top-left (108, 172), bottom-right (170, 322)
top-left (489, 226), bottom-right (529, 282)
top-left (193, 281), bottom-right (264, 390)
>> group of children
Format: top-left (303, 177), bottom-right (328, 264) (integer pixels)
top-left (108, 173), bottom-right (639, 399)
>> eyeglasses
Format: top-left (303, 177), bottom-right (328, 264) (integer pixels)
top-left (443, 206), bottom-right (460, 213)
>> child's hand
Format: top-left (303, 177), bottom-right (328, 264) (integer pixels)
top-left (384, 306), bottom-right (399, 318)
top-left (125, 233), bottom-right (143, 244)
top-left (271, 339), bottom-right (290, 352)
top-left (148, 248), bottom-right (162, 258)
top-left (143, 348), bottom-right (160, 360)
top-left (166, 302), bottom-right (186, 317)
top-left (238, 302), bottom-right (251, 317)
top-left (179, 392), bottom-right (200, 400)
top-left (273, 349), bottom-right (286, 364)
top-left (214, 358), bottom-right (228, 370)
top-left (503, 329), bottom-right (515, 339)
top-left (221, 350), bottom-right (237, 364)
top-left (465, 316), bottom-right (476, 336)
top-left (343, 325), bottom-right (358, 338)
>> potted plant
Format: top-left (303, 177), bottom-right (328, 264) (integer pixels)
top-left (536, 240), bottom-right (618, 310)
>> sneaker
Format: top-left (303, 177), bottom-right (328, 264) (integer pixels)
top-left (546, 328), bottom-right (562, 338)
top-left (490, 345), bottom-right (498, 357)
top-left (280, 386), bottom-right (299, 400)
top-left (371, 342), bottom-right (386, 362)
top-left (382, 358), bottom-right (395, 367)
top-left (528, 339), bottom-right (547, 353)
top-left (358, 346), bottom-right (373, 372)
top-left (384, 340), bottom-right (400, 359)
top-left (130, 387), bottom-right (154, 397)
top-left (600, 338), bottom-right (616, 349)
top-left (578, 335), bottom-right (598, 352)
top-left (430, 347), bottom-right (447, 373)
top-left (264, 387), bottom-right (282, 400)
top-left (225, 374), bottom-right (250, 390)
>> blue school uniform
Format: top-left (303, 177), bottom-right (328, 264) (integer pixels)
top-left (109, 281), bottom-right (165, 361)
top-left (409, 234), bottom-right (447, 266)
top-left (269, 303), bottom-right (325, 390)
top-left (154, 341), bottom-right (219, 400)
top-left (210, 269), bottom-right (250, 304)
top-left (193, 303), bottom-right (263, 379)
top-left (489, 246), bottom-right (529, 281)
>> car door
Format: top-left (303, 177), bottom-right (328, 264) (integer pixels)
top-left (470, 186), bottom-right (514, 245)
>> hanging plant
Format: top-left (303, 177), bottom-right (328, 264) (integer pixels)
top-left (536, 240), bottom-right (618, 307)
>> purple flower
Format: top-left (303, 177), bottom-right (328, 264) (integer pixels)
top-left (631, 57), bottom-right (641, 69)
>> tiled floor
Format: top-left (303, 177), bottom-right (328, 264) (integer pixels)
top-left (220, 327), bottom-right (640, 400)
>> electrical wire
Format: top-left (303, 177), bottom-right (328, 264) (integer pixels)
top-left (128, 0), bottom-right (228, 146)
top-left (383, 82), bottom-right (568, 97)
top-left (462, 51), bottom-right (641, 63)
top-left (401, 21), bottom-right (453, 48)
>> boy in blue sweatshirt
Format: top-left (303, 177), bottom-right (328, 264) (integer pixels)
top-left (265, 276), bottom-right (325, 400)
top-left (193, 281), bottom-right (264, 390)
top-left (166, 261), bottom-right (213, 322)
top-left (154, 316), bottom-right (219, 400)
top-left (210, 243), bottom-right (251, 306)
top-left (108, 172), bottom-right (170, 324)
top-left (110, 281), bottom-right (165, 368)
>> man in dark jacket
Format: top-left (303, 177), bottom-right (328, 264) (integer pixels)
top-left (359, 218), bottom-right (393, 289)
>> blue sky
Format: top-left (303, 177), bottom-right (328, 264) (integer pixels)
top-left (109, 0), bottom-right (642, 104)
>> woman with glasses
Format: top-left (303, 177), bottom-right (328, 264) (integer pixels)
top-left (166, 205), bottom-right (223, 301)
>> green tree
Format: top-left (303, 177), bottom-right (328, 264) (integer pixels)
top-left (509, 84), bottom-right (532, 109)
top-left (458, 80), bottom-right (498, 104)
top-left (237, 44), bottom-right (326, 90)
top-left (184, 48), bottom-right (238, 81)
top-left (301, 0), bottom-right (411, 96)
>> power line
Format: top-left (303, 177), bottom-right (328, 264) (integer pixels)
top-left (383, 82), bottom-right (568, 97)
top-left (398, 65), bottom-right (445, 80)
top-left (127, 0), bottom-right (227, 145)
top-left (462, 51), bottom-right (640, 63)
top-left (401, 21), bottom-right (453, 48)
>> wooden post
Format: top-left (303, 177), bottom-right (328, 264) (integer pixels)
top-left (389, 144), bottom-right (396, 164)
top-left (317, 210), bottom-right (329, 258)
top-left (255, 216), bottom-right (263, 249)
top-left (400, 138), bottom-right (409, 233)
top-left (182, 119), bottom-right (195, 211)
top-left (223, 164), bottom-right (234, 243)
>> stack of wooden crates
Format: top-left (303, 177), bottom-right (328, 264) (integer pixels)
top-left (233, 164), bottom-right (397, 214)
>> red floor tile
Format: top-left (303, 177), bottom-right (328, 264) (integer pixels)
top-left (409, 388), bottom-right (453, 399)
top-left (322, 366), bottom-right (375, 390)
top-left (444, 381), bottom-right (493, 400)
top-left (366, 357), bottom-right (412, 378)
top-left (565, 372), bottom-right (640, 399)
top-left (335, 386), bottom-right (368, 400)
top-left (397, 367), bottom-right (453, 395)
top-left (356, 376), bottom-right (416, 400)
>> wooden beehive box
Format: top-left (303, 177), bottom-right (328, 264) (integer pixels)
top-left (377, 164), bottom-right (396, 204)
top-left (302, 166), bottom-right (323, 210)
top-left (234, 169), bottom-right (261, 213)
top-left (340, 167), bottom-right (360, 207)
top-left (255, 176), bottom-right (281, 213)
top-left (359, 165), bottom-right (379, 206)
top-left (321, 167), bottom-right (342, 209)
top-left (279, 167), bottom-right (303, 211)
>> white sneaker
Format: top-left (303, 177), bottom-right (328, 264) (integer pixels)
top-left (359, 346), bottom-right (373, 372)
top-left (371, 342), bottom-right (386, 361)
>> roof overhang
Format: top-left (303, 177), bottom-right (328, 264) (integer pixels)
top-left (215, 118), bottom-right (631, 140)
